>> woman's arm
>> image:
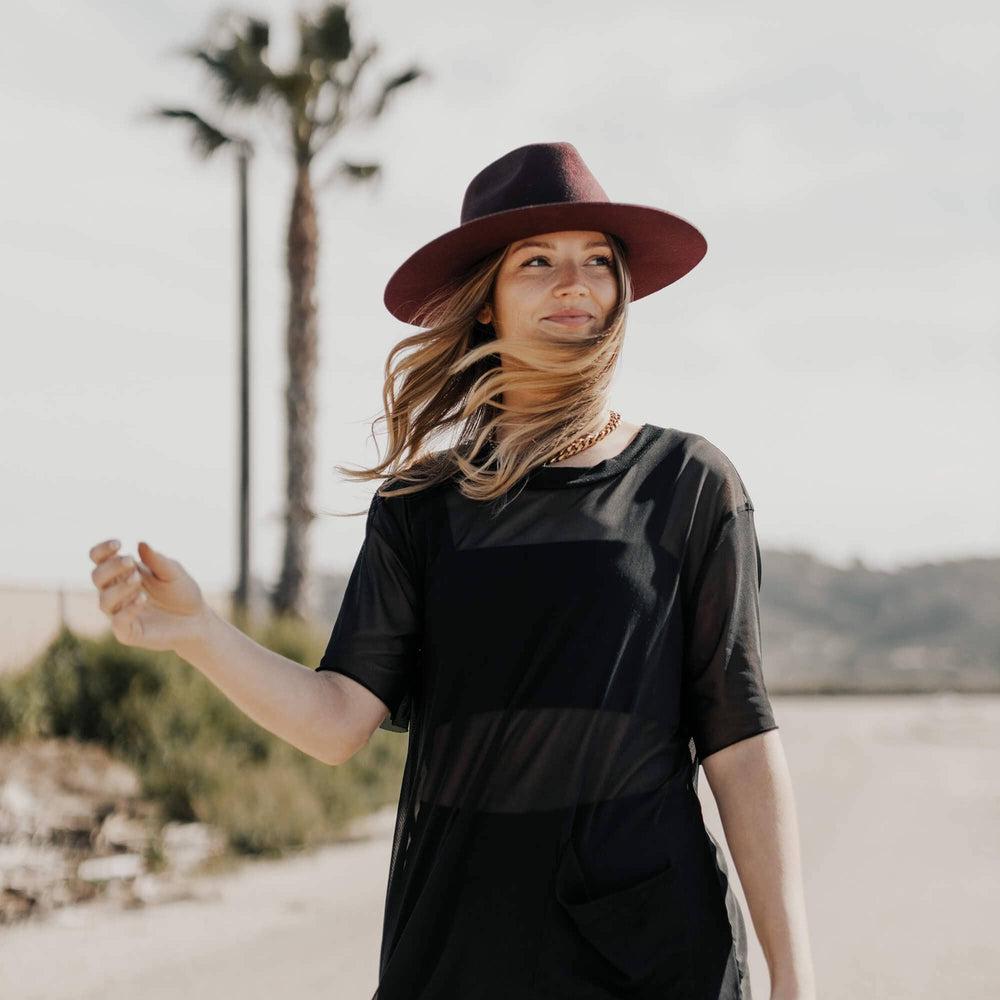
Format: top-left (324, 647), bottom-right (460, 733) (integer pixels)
top-left (174, 606), bottom-right (367, 766)
top-left (701, 729), bottom-right (817, 1000)
top-left (88, 538), bottom-right (370, 765)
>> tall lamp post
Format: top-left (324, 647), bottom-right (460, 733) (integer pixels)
top-left (148, 109), bottom-right (256, 628)
top-left (232, 139), bottom-right (253, 630)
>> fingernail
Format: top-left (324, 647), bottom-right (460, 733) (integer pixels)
top-left (109, 539), bottom-right (120, 551)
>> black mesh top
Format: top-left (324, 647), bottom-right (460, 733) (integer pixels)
top-left (317, 422), bottom-right (779, 1000)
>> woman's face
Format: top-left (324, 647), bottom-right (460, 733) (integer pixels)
top-left (477, 230), bottom-right (618, 341)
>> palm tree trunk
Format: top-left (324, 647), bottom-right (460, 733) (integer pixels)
top-left (271, 162), bottom-right (318, 620)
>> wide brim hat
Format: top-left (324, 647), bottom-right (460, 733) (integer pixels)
top-left (383, 141), bottom-right (708, 326)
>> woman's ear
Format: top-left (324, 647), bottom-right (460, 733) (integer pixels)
top-left (477, 304), bottom-right (493, 325)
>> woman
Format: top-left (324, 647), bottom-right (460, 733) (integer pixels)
top-left (88, 142), bottom-right (816, 999)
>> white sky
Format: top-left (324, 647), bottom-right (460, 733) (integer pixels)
top-left (3, 0), bottom-right (998, 594)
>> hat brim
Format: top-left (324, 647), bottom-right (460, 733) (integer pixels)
top-left (383, 201), bottom-right (708, 325)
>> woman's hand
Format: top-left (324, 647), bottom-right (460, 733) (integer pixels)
top-left (88, 538), bottom-right (210, 653)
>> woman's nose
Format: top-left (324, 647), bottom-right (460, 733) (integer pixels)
top-left (551, 262), bottom-right (591, 292)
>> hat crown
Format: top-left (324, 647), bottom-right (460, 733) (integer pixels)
top-left (460, 142), bottom-right (609, 224)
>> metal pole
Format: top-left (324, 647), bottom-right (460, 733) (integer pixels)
top-left (233, 144), bottom-right (252, 629)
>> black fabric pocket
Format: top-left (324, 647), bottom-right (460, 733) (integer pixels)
top-left (553, 837), bottom-right (689, 986)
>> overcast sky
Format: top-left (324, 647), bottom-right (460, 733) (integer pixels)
top-left (3, 0), bottom-right (997, 596)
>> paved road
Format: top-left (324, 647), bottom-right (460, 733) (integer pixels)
top-left (2, 694), bottom-right (998, 999)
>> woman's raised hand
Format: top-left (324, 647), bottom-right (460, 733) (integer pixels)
top-left (88, 539), bottom-right (210, 653)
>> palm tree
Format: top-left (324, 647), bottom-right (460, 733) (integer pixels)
top-left (151, 3), bottom-right (427, 621)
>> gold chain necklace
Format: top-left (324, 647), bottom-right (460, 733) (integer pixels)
top-left (543, 410), bottom-right (622, 466)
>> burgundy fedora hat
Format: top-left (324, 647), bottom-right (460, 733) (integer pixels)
top-left (383, 141), bottom-right (707, 325)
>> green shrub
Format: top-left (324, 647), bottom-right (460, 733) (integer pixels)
top-left (0, 620), bottom-right (408, 858)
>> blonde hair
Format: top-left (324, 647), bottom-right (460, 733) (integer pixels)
top-left (333, 232), bottom-right (634, 512)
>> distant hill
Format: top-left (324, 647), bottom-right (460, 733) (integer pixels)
top-left (754, 549), bottom-right (999, 693)
top-left (312, 549), bottom-right (1000, 695)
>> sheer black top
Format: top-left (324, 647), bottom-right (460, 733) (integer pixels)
top-left (317, 422), bottom-right (779, 999)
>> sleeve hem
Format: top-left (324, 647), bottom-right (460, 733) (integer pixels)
top-left (315, 662), bottom-right (397, 716)
top-left (697, 722), bottom-right (779, 763)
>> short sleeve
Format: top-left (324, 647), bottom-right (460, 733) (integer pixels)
top-left (681, 504), bottom-right (778, 761)
top-left (316, 490), bottom-right (422, 734)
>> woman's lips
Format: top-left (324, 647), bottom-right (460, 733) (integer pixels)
top-left (543, 314), bottom-right (592, 326)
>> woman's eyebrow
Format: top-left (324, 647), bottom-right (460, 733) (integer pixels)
top-left (510, 239), bottom-right (612, 252)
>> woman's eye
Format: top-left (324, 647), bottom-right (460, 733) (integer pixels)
top-left (521, 255), bottom-right (614, 267)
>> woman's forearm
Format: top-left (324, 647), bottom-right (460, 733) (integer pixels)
top-left (173, 606), bottom-right (348, 766)
top-left (702, 730), bottom-right (817, 999)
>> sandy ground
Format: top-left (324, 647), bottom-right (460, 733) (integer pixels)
top-left (2, 692), bottom-right (998, 1000)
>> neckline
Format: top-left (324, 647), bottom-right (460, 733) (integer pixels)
top-left (522, 422), bottom-right (658, 489)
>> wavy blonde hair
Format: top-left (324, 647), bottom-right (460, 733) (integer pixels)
top-left (333, 232), bottom-right (634, 513)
